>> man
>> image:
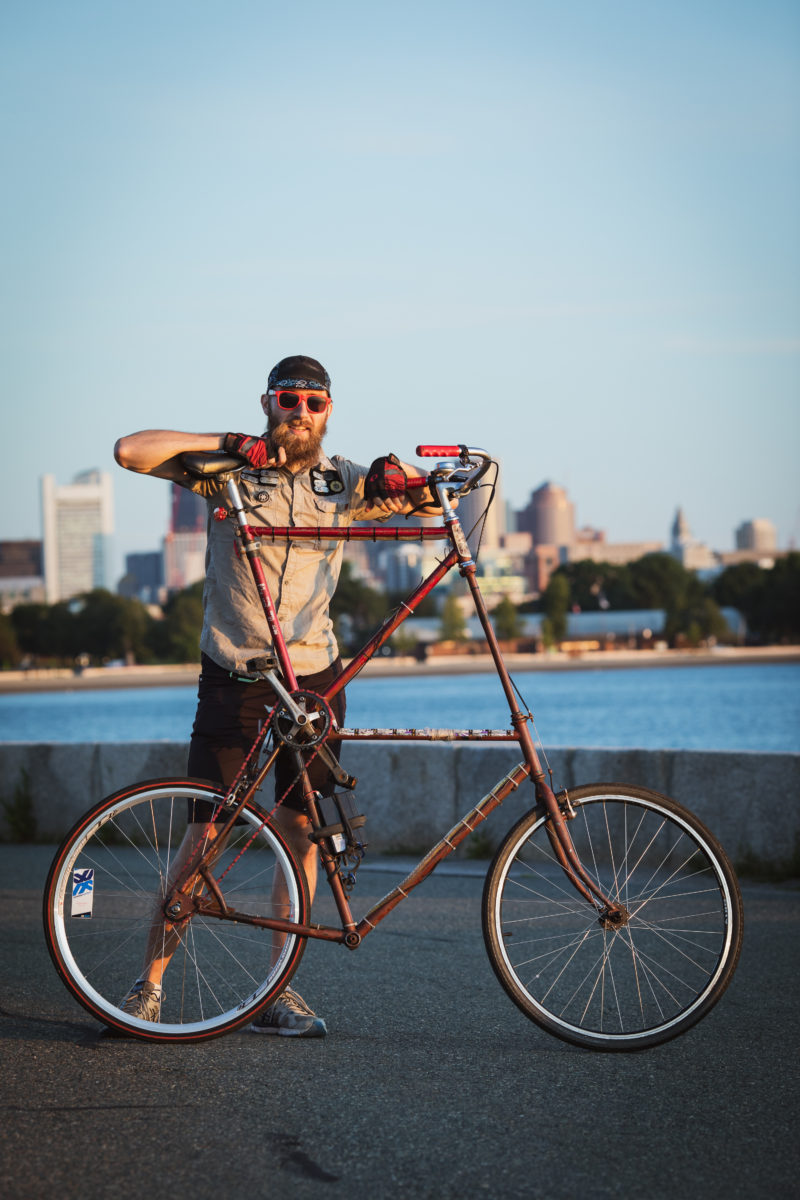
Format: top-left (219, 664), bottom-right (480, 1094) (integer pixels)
top-left (114, 355), bottom-right (433, 1036)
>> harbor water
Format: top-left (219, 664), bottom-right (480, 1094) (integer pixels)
top-left (0, 661), bottom-right (798, 752)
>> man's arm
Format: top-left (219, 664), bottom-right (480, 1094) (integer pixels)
top-left (114, 430), bottom-right (288, 478)
top-left (114, 431), bottom-right (227, 478)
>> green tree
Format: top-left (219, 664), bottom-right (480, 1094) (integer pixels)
top-left (11, 601), bottom-right (77, 664)
top-left (0, 612), bottom-right (20, 668)
top-left (756, 553), bottom-right (800, 641)
top-left (664, 594), bottom-right (729, 647)
top-left (158, 581), bottom-right (205, 662)
top-left (329, 560), bottom-right (388, 652)
top-left (712, 561), bottom-right (766, 614)
top-left (628, 553), bottom-right (693, 611)
top-left (714, 554), bottom-right (800, 643)
top-left (492, 595), bottom-right (523, 640)
top-left (541, 573), bottom-right (569, 646)
top-left (72, 590), bottom-right (153, 663)
top-left (440, 593), bottom-right (467, 641)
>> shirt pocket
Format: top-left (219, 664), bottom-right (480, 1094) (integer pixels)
top-left (311, 495), bottom-right (348, 525)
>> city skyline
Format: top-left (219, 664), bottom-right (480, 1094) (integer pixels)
top-left (21, 461), bottom-right (790, 601)
top-left (2, 2), bottom-right (798, 568)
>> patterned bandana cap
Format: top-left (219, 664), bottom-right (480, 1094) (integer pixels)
top-left (268, 355), bottom-right (331, 394)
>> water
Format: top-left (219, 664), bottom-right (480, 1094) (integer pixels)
top-left (0, 662), bottom-right (798, 751)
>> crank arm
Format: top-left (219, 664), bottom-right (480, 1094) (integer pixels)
top-left (313, 740), bottom-right (358, 789)
top-left (263, 670), bottom-right (317, 725)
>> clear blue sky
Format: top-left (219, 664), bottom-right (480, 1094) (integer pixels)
top-left (2, 0), bottom-right (798, 580)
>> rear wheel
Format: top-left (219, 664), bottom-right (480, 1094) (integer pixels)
top-left (482, 783), bottom-right (743, 1050)
top-left (43, 779), bottom-right (309, 1042)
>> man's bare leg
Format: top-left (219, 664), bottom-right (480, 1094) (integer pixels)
top-left (139, 821), bottom-right (224, 988)
top-left (268, 806), bottom-right (318, 964)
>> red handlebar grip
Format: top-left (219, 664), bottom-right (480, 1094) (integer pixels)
top-left (416, 445), bottom-right (462, 457)
top-left (384, 475), bottom-right (428, 493)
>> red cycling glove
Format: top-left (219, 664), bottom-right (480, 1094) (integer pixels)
top-left (365, 454), bottom-right (408, 502)
top-left (223, 433), bottom-right (272, 469)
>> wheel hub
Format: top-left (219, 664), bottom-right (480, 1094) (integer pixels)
top-left (598, 903), bottom-right (631, 929)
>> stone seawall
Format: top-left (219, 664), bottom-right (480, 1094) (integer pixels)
top-left (1, 742), bottom-right (797, 866)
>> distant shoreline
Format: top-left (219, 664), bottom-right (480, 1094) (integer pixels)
top-left (1, 645), bottom-right (798, 694)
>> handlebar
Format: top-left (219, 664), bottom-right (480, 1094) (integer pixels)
top-left (181, 445), bottom-right (493, 499)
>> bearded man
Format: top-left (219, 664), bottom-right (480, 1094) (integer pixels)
top-left (114, 355), bottom-right (431, 1035)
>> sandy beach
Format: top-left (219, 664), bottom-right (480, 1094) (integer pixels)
top-left (1, 644), bottom-right (797, 693)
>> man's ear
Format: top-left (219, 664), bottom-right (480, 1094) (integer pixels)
top-left (260, 393), bottom-right (270, 417)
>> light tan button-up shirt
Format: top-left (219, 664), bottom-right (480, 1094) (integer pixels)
top-left (167, 453), bottom-right (376, 675)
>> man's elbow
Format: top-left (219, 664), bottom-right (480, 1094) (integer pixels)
top-left (114, 437), bottom-right (137, 470)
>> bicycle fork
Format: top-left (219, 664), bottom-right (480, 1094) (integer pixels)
top-left (441, 495), bottom-right (626, 924)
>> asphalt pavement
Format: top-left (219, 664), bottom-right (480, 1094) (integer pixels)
top-left (1, 845), bottom-right (798, 1200)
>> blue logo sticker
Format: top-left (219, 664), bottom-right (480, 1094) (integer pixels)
top-left (72, 868), bottom-right (94, 896)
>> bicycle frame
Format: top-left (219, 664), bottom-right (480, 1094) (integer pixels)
top-left (165, 452), bottom-right (624, 945)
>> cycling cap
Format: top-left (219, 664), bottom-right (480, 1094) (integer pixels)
top-left (267, 355), bottom-right (331, 394)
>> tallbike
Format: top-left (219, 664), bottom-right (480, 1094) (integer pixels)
top-left (43, 446), bottom-right (743, 1050)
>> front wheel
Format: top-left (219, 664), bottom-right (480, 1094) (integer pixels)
top-left (43, 779), bottom-right (310, 1042)
top-left (482, 783), bottom-right (743, 1050)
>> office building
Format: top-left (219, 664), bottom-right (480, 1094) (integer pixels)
top-left (735, 519), bottom-right (777, 553)
top-left (163, 483), bottom-right (207, 591)
top-left (0, 540), bottom-right (45, 611)
top-left (41, 470), bottom-right (113, 603)
top-left (120, 551), bottom-right (164, 604)
top-left (516, 482), bottom-right (575, 547)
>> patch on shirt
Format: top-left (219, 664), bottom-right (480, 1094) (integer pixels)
top-left (310, 467), bottom-right (345, 496)
top-left (242, 468), bottom-right (281, 489)
top-left (242, 468), bottom-right (281, 504)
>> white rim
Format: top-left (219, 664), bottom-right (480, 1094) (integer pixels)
top-left (493, 791), bottom-right (736, 1042)
top-left (50, 785), bottom-right (301, 1035)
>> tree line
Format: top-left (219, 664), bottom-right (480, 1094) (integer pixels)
top-left (0, 552), bottom-right (797, 670)
top-left (531, 552), bottom-right (800, 646)
top-left (0, 584), bottom-right (205, 669)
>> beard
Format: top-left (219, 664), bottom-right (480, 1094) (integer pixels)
top-left (267, 413), bottom-right (328, 471)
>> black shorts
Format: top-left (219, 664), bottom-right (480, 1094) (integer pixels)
top-left (187, 653), bottom-right (346, 821)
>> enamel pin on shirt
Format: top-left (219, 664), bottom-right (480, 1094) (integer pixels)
top-left (310, 467), bottom-right (345, 496)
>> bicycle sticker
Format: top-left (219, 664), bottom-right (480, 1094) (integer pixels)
top-left (71, 867), bottom-right (94, 918)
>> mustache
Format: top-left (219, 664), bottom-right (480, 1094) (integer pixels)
top-left (267, 413), bottom-right (328, 469)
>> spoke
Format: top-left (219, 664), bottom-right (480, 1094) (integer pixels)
top-left (621, 924), bottom-right (668, 1022)
top-left (506, 868), bottom-right (598, 916)
top-left (622, 936), bottom-right (706, 1002)
top-left (511, 926), bottom-right (604, 972)
top-left (189, 918), bottom-right (266, 987)
top-left (70, 841), bottom-right (164, 906)
top-left (633, 918), bottom-right (721, 975)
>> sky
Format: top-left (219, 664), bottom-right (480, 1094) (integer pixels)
top-left (2, 0), bottom-right (798, 582)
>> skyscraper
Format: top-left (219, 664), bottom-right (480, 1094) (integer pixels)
top-left (163, 482), bottom-right (207, 591)
top-left (735, 519), bottom-right (777, 552)
top-left (517, 481), bottom-right (575, 546)
top-left (41, 470), bottom-right (114, 603)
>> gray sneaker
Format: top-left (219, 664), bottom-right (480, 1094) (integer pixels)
top-left (250, 986), bottom-right (327, 1037)
top-left (120, 979), bottom-right (164, 1022)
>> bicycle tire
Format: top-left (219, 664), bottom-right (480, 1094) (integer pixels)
top-left (482, 783), bottom-right (743, 1051)
top-left (43, 778), bottom-right (310, 1042)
